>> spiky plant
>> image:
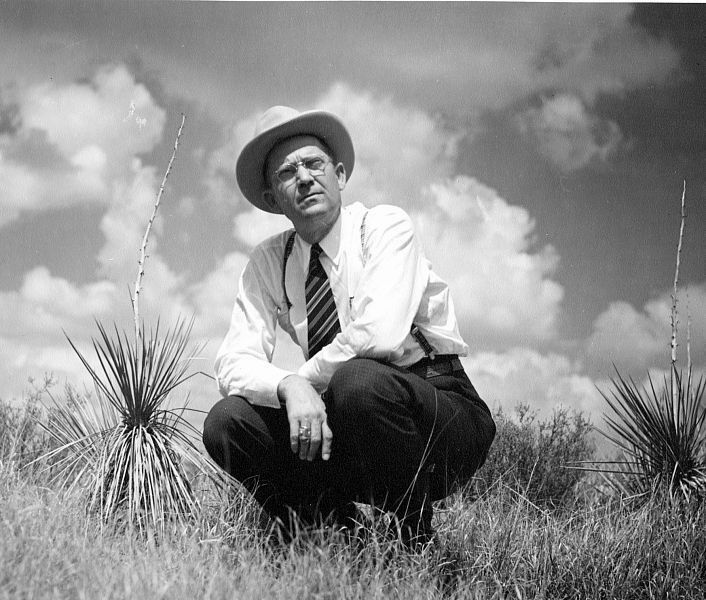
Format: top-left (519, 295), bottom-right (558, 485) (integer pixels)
top-left (596, 366), bottom-right (706, 502)
top-left (34, 115), bottom-right (231, 535)
top-left (38, 318), bottom-right (225, 534)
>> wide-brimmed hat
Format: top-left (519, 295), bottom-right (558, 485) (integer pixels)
top-left (236, 105), bottom-right (355, 213)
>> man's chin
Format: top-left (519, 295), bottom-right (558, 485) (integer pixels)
top-left (297, 198), bottom-right (329, 216)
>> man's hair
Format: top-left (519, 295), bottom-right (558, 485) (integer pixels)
top-left (263, 136), bottom-right (336, 188)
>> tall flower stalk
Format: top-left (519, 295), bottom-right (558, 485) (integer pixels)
top-left (132, 114), bottom-right (185, 345)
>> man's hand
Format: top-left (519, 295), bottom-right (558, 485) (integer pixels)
top-left (277, 374), bottom-right (333, 461)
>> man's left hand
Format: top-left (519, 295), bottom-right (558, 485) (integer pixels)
top-left (277, 374), bottom-right (333, 461)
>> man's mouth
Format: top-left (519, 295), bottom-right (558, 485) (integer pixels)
top-left (299, 193), bottom-right (319, 204)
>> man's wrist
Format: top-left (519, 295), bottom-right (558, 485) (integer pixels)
top-left (276, 373), bottom-right (299, 405)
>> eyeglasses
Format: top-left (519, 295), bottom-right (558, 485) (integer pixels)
top-left (273, 156), bottom-right (331, 184)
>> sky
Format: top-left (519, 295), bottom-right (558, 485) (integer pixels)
top-left (1, 2), bottom-right (705, 430)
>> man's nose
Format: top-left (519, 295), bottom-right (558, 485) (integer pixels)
top-left (295, 163), bottom-right (314, 184)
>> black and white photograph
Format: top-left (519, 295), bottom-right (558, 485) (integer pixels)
top-left (1, 2), bottom-right (705, 597)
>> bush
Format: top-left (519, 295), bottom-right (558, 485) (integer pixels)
top-left (472, 403), bottom-right (595, 506)
top-left (0, 379), bottom-right (55, 468)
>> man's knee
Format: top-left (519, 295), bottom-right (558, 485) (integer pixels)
top-left (326, 358), bottom-right (405, 432)
top-left (202, 397), bottom-right (233, 456)
top-left (329, 358), bottom-right (391, 398)
top-left (202, 395), bottom-right (262, 471)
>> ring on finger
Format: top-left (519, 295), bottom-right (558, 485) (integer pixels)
top-left (298, 423), bottom-right (311, 442)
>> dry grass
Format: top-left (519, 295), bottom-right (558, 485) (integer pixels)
top-left (2, 454), bottom-right (705, 600)
top-left (3, 385), bottom-right (704, 599)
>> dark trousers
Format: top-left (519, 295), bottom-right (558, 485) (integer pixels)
top-left (202, 358), bottom-right (495, 528)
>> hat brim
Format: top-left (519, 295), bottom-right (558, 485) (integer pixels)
top-left (236, 110), bottom-right (355, 213)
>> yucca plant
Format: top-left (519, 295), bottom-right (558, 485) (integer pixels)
top-left (35, 115), bottom-right (232, 535)
top-left (38, 318), bottom-right (224, 534)
top-left (582, 184), bottom-right (706, 503)
top-left (595, 366), bottom-right (706, 502)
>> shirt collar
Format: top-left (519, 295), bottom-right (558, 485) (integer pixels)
top-left (314, 210), bottom-right (343, 266)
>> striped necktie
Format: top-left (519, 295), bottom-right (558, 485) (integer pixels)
top-left (306, 243), bottom-right (341, 358)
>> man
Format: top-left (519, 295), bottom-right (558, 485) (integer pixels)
top-left (203, 106), bottom-right (495, 548)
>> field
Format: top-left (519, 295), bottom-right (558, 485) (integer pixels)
top-left (2, 392), bottom-right (705, 600)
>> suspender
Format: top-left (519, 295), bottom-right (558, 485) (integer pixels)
top-left (282, 230), bottom-right (297, 310)
top-left (281, 211), bottom-right (436, 358)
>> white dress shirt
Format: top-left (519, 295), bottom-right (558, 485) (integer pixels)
top-left (215, 202), bottom-right (469, 408)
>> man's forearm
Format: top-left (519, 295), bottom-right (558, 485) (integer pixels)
top-left (216, 352), bottom-right (294, 408)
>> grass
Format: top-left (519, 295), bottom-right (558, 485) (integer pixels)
top-left (2, 387), bottom-right (704, 599)
top-left (2, 389), bottom-right (705, 600)
top-left (2, 458), bottom-right (705, 600)
top-left (1, 327), bottom-right (702, 598)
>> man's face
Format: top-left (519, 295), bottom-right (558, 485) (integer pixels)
top-left (264, 135), bottom-right (346, 239)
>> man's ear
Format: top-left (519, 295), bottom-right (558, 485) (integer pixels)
top-left (335, 162), bottom-right (347, 191)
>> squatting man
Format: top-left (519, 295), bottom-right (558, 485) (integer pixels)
top-left (203, 106), bottom-right (496, 548)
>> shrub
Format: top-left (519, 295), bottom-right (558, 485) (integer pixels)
top-left (0, 379), bottom-right (55, 468)
top-left (472, 403), bottom-right (595, 506)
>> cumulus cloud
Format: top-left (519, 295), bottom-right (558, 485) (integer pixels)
top-left (462, 347), bottom-right (603, 418)
top-left (20, 267), bottom-right (116, 321)
top-left (188, 251), bottom-right (249, 339)
top-left (233, 208), bottom-right (291, 249)
top-left (0, 247), bottom-right (240, 407)
top-left (0, 267), bottom-right (121, 400)
top-left (516, 94), bottom-right (624, 171)
top-left (370, 6), bottom-right (678, 173)
top-left (317, 83), bottom-right (462, 210)
top-left (0, 255), bottom-right (200, 405)
top-left (20, 64), bottom-right (164, 169)
top-left (96, 158), bottom-right (185, 294)
top-left (14, 63), bottom-right (186, 317)
top-left (0, 151), bottom-right (107, 227)
top-left (202, 112), bottom-right (259, 210)
top-left (382, 4), bottom-right (680, 111)
top-left (585, 285), bottom-right (706, 375)
top-left (0, 64), bottom-right (165, 228)
top-left (323, 88), bottom-right (566, 346)
top-left (415, 176), bottom-right (564, 346)
top-left (530, 5), bottom-right (681, 104)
